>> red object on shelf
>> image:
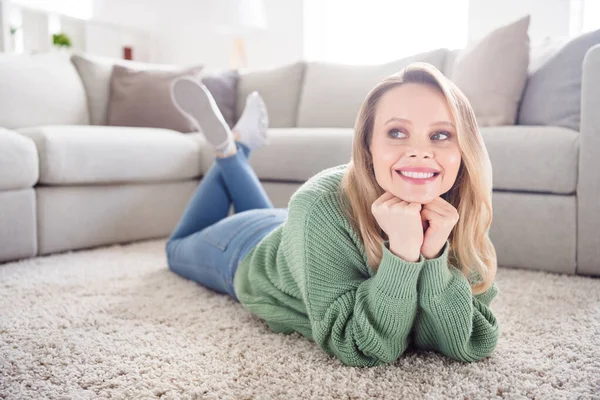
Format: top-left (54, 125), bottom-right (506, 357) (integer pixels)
top-left (123, 46), bottom-right (133, 60)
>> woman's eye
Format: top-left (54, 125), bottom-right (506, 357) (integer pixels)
top-left (387, 129), bottom-right (453, 140)
top-left (388, 129), bottom-right (405, 139)
top-left (433, 131), bottom-right (452, 140)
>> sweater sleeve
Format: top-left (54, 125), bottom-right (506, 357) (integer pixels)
top-left (412, 240), bottom-right (500, 362)
top-left (303, 209), bottom-right (426, 367)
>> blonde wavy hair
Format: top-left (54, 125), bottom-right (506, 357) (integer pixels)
top-left (340, 62), bottom-right (497, 295)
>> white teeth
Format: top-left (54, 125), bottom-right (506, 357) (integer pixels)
top-left (399, 171), bottom-right (436, 179)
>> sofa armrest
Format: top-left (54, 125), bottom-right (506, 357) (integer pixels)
top-left (0, 127), bottom-right (39, 190)
top-left (577, 44), bottom-right (600, 275)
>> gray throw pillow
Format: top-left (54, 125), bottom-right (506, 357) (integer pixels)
top-left (107, 64), bottom-right (204, 133)
top-left (107, 66), bottom-right (240, 132)
top-left (518, 29), bottom-right (600, 131)
top-left (202, 70), bottom-right (240, 128)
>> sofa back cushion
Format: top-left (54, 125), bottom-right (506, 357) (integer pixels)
top-left (0, 52), bottom-right (89, 129)
top-left (442, 49), bottom-right (462, 78)
top-left (236, 61), bottom-right (306, 128)
top-left (296, 49), bottom-right (448, 128)
top-left (518, 29), bottom-right (600, 131)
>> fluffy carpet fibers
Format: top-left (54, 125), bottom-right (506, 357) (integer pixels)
top-left (1, 239), bottom-right (599, 400)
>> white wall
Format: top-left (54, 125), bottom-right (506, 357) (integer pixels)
top-left (93, 0), bottom-right (303, 70)
top-left (11, 0), bottom-right (93, 19)
top-left (21, 7), bottom-right (49, 53)
top-left (91, 0), bottom-right (579, 68)
top-left (467, 0), bottom-right (571, 44)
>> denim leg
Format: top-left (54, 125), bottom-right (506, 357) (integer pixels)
top-left (166, 208), bottom-right (286, 300)
top-left (167, 141), bottom-right (268, 242)
top-left (236, 141), bottom-right (250, 159)
top-left (216, 142), bottom-right (274, 213)
top-left (167, 160), bottom-right (232, 241)
top-left (165, 140), bottom-right (279, 300)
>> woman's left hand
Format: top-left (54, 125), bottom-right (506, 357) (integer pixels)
top-left (420, 196), bottom-right (460, 259)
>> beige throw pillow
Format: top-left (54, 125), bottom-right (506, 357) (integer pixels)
top-left (451, 15), bottom-right (530, 126)
top-left (107, 64), bottom-right (203, 133)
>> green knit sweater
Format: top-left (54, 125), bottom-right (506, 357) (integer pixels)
top-left (233, 164), bottom-right (499, 367)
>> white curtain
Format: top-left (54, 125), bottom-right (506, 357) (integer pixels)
top-left (570, 0), bottom-right (600, 36)
top-left (304, 0), bottom-right (469, 65)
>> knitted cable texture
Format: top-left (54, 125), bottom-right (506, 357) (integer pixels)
top-left (234, 164), bottom-right (499, 366)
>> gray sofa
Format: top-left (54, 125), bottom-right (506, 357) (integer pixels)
top-left (0, 46), bottom-right (599, 278)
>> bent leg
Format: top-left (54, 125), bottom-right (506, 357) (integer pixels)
top-left (216, 142), bottom-right (273, 213)
top-left (166, 207), bottom-right (287, 301)
top-left (168, 163), bottom-right (231, 242)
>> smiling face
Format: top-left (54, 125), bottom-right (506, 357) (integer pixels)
top-left (369, 83), bottom-right (462, 204)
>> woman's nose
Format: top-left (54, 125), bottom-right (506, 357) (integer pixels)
top-left (407, 139), bottom-right (433, 158)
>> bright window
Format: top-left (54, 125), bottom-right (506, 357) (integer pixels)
top-left (303, 0), bottom-right (469, 65)
top-left (11, 0), bottom-right (93, 20)
top-left (569, 0), bottom-right (600, 36)
top-left (581, 0), bottom-right (600, 33)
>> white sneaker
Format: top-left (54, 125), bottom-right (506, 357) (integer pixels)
top-left (171, 77), bottom-right (235, 155)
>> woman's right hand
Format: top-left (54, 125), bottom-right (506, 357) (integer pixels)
top-left (371, 191), bottom-right (424, 262)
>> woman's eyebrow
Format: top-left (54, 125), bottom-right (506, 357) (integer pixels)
top-left (432, 121), bottom-right (456, 129)
top-left (384, 117), bottom-right (411, 125)
top-left (384, 117), bottom-right (455, 129)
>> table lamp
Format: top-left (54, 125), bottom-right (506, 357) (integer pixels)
top-left (218, 0), bottom-right (267, 69)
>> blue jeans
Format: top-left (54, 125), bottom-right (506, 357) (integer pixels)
top-left (165, 142), bottom-right (288, 302)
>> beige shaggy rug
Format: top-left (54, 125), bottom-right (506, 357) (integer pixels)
top-left (1, 239), bottom-right (599, 400)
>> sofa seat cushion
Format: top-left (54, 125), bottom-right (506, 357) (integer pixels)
top-left (16, 126), bottom-right (202, 185)
top-left (195, 126), bottom-right (577, 195)
top-left (0, 128), bottom-right (39, 190)
top-left (481, 126), bottom-right (578, 194)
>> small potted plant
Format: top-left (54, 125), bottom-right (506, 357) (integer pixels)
top-left (52, 32), bottom-right (72, 53)
top-left (9, 25), bottom-right (20, 52)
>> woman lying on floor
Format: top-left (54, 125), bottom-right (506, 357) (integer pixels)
top-left (165, 62), bottom-right (499, 367)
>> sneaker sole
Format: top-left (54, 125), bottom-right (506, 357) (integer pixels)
top-left (171, 77), bottom-right (231, 149)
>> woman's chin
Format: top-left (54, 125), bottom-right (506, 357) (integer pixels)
top-left (379, 182), bottom-right (441, 204)
top-left (393, 192), bottom-right (438, 205)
